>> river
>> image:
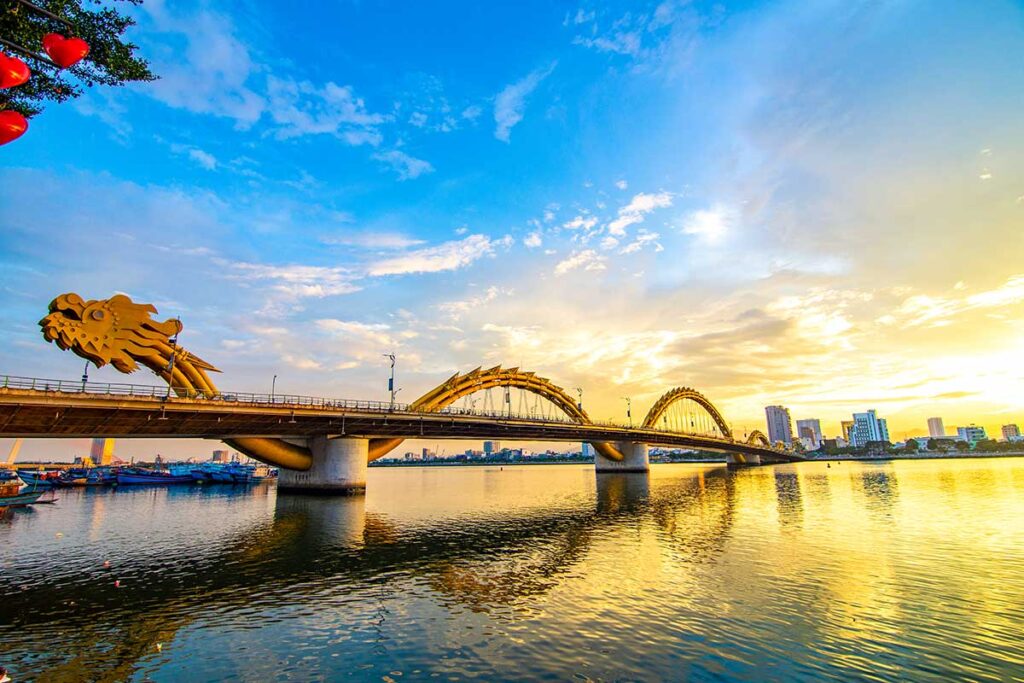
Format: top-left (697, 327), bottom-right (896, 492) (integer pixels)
top-left (1, 459), bottom-right (1022, 681)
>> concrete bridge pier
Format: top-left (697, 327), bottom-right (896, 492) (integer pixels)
top-left (277, 436), bottom-right (368, 495)
top-left (595, 441), bottom-right (650, 473)
top-left (726, 452), bottom-right (762, 470)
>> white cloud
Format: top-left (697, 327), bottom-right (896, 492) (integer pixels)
top-left (608, 191), bottom-right (673, 236)
top-left (372, 149), bottom-right (435, 180)
top-left (188, 148), bottom-right (218, 170)
top-left (563, 215), bottom-right (597, 230)
top-left (229, 262), bottom-right (362, 298)
top-left (367, 234), bottom-right (499, 276)
top-left (408, 111), bottom-right (428, 127)
top-left (437, 286), bottom-right (510, 320)
top-left (169, 143), bottom-right (218, 170)
top-left (494, 63), bottom-right (557, 142)
top-left (554, 249), bottom-right (606, 275)
top-left (322, 232), bottom-right (425, 249)
top-left (524, 231), bottom-right (543, 248)
top-left (266, 76), bottom-right (386, 143)
top-left (616, 179), bottom-right (628, 190)
top-left (682, 204), bottom-right (734, 243)
top-left (620, 229), bottom-right (661, 254)
top-left (462, 104), bottom-right (482, 121)
top-left (141, 6), bottom-right (264, 126)
top-left (881, 275), bottom-right (1024, 328)
top-left (315, 319), bottom-right (397, 348)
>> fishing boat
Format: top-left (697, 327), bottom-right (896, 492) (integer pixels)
top-left (227, 463), bottom-right (256, 483)
top-left (251, 465), bottom-right (278, 482)
top-left (18, 470), bottom-right (63, 488)
top-left (0, 469), bottom-right (18, 482)
top-left (0, 482), bottom-right (45, 507)
top-left (209, 466), bottom-right (237, 483)
top-left (116, 467), bottom-right (194, 485)
top-left (190, 462), bottom-right (217, 482)
top-left (62, 467), bottom-right (117, 487)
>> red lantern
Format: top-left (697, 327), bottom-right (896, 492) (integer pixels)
top-left (0, 53), bottom-right (30, 89)
top-left (0, 110), bottom-right (28, 146)
top-left (42, 33), bottom-right (90, 69)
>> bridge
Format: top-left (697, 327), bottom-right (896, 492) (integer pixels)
top-left (0, 292), bottom-right (801, 493)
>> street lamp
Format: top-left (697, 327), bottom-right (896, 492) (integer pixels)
top-left (164, 316), bottom-right (181, 399)
top-left (271, 374), bottom-right (277, 402)
top-left (622, 396), bottom-right (632, 427)
top-left (383, 353), bottom-right (396, 410)
top-left (81, 360), bottom-right (89, 391)
top-left (575, 387), bottom-right (583, 412)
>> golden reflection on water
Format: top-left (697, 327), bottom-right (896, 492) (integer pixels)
top-left (1, 458), bottom-right (1022, 681)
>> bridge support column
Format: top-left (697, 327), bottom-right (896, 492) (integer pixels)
top-left (277, 436), bottom-right (368, 495)
top-left (595, 441), bottom-right (649, 473)
top-left (726, 452), bottom-right (762, 470)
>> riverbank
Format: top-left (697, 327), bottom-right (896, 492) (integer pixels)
top-left (808, 451), bottom-right (1024, 462)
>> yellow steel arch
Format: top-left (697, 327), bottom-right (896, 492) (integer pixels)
top-left (368, 366), bottom-right (623, 462)
top-left (641, 387), bottom-right (732, 438)
top-left (746, 430), bottom-right (771, 447)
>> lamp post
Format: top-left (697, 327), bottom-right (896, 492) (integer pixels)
top-left (164, 317), bottom-right (181, 399)
top-left (575, 387), bottom-right (583, 412)
top-left (622, 396), bottom-right (632, 427)
top-left (271, 374), bottom-right (277, 402)
top-left (383, 353), bottom-right (396, 410)
top-left (81, 360), bottom-right (89, 391)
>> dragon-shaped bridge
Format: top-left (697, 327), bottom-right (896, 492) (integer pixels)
top-left (0, 293), bottom-right (802, 493)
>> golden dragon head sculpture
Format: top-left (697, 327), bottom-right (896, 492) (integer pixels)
top-left (39, 293), bottom-right (220, 391)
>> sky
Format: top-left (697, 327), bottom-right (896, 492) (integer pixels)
top-left (2, 0), bottom-right (1024, 460)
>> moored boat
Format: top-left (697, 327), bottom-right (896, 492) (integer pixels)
top-left (0, 482), bottom-right (45, 507)
top-left (116, 467), bottom-right (194, 485)
top-left (251, 465), bottom-right (278, 481)
top-left (18, 470), bottom-right (62, 488)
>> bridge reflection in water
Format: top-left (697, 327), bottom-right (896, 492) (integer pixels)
top-left (3, 459), bottom-right (1023, 682)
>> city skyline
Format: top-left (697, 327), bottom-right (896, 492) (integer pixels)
top-left (2, 0), bottom-right (1023, 460)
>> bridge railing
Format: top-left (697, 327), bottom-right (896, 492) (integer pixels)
top-left (0, 374), bottom-right (770, 447)
top-left (0, 374), bottom-right (586, 426)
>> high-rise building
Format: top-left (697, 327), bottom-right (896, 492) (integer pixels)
top-left (89, 438), bottom-right (115, 466)
top-left (956, 425), bottom-right (986, 444)
top-left (841, 421), bottom-right (854, 442)
top-left (212, 449), bottom-right (229, 463)
top-left (1002, 424), bottom-right (1021, 441)
top-left (483, 440), bottom-right (501, 454)
top-left (795, 419), bottom-right (823, 448)
top-left (764, 406), bottom-right (793, 445)
top-left (850, 410), bottom-right (890, 447)
top-left (581, 442), bottom-right (594, 458)
top-left (927, 417), bottom-right (945, 438)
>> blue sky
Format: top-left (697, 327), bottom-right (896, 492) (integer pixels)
top-left (3, 0), bottom-right (1024, 459)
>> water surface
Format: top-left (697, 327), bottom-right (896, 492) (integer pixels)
top-left (1, 459), bottom-right (1022, 681)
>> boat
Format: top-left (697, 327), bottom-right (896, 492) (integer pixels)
top-left (190, 463), bottom-right (216, 482)
top-left (0, 482), bottom-right (45, 507)
top-left (115, 467), bottom-right (194, 485)
top-left (0, 469), bottom-right (18, 482)
top-left (251, 465), bottom-right (278, 481)
top-left (18, 470), bottom-right (63, 488)
top-left (63, 466), bottom-right (117, 486)
top-left (227, 463), bottom-right (256, 483)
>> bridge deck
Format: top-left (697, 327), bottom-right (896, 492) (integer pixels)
top-left (0, 386), bottom-right (800, 462)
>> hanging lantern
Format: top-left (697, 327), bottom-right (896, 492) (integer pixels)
top-left (0, 110), bottom-right (29, 146)
top-left (42, 33), bottom-right (90, 69)
top-left (0, 53), bottom-right (31, 89)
